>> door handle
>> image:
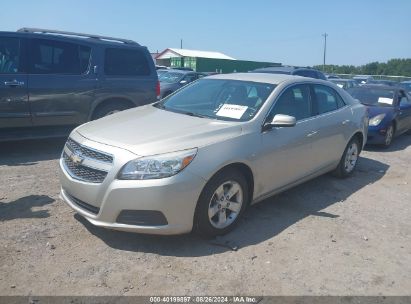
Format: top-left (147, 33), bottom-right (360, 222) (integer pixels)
top-left (306, 130), bottom-right (318, 137)
top-left (342, 119), bottom-right (350, 125)
top-left (4, 80), bottom-right (24, 87)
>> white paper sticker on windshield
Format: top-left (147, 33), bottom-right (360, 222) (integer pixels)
top-left (378, 97), bottom-right (394, 105)
top-left (216, 104), bottom-right (248, 119)
top-left (336, 84), bottom-right (344, 88)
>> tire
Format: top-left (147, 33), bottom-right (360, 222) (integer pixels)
top-left (194, 169), bottom-right (249, 237)
top-left (92, 102), bottom-right (132, 120)
top-left (333, 137), bottom-right (361, 178)
top-left (382, 123), bottom-right (394, 147)
top-left (162, 91), bottom-right (172, 98)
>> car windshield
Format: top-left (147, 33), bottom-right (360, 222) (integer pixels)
top-left (156, 70), bottom-right (168, 77)
top-left (347, 87), bottom-right (396, 107)
top-left (154, 79), bottom-right (276, 121)
top-left (159, 72), bottom-right (184, 83)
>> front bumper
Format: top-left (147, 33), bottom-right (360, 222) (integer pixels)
top-left (59, 133), bottom-right (207, 235)
top-left (366, 126), bottom-right (387, 144)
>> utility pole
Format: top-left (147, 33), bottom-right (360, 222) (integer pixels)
top-left (180, 39), bottom-right (183, 49)
top-left (322, 33), bottom-right (328, 71)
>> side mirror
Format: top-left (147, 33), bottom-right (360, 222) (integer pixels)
top-left (179, 80), bottom-right (188, 85)
top-left (263, 114), bottom-right (296, 131)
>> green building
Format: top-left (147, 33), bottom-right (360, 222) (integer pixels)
top-left (155, 48), bottom-right (280, 73)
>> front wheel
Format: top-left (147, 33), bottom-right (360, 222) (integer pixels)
top-left (194, 169), bottom-right (249, 237)
top-left (382, 123), bottom-right (394, 147)
top-left (334, 137), bottom-right (360, 178)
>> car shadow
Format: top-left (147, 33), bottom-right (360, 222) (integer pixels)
top-left (75, 155), bottom-right (389, 257)
top-left (364, 132), bottom-right (411, 152)
top-left (0, 195), bottom-right (55, 221)
top-left (0, 138), bottom-right (66, 166)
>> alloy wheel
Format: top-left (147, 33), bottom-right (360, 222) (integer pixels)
top-left (208, 181), bottom-right (243, 229)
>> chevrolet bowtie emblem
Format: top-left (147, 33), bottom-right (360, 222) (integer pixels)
top-left (70, 152), bottom-right (84, 166)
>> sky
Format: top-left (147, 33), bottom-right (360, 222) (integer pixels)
top-left (1, 0), bottom-right (410, 67)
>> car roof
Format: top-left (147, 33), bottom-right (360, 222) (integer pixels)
top-left (330, 79), bottom-right (353, 82)
top-left (206, 72), bottom-right (317, 85)
top-left (252, 66), bottom-right (316, 73)
top-left (0, 30), bottom-right (143, 48)
top-left (163, 69), bottom-right (194, 74)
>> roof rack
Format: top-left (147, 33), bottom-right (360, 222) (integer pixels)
top-left (17, 27), bottom-right (138, 45)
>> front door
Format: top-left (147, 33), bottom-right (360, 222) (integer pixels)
top-left (0, 36), bottom-right (30, 128)
top-left (257, 84), bottom-right (319, 195)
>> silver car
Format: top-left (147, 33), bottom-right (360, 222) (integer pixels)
top-left (59, 73), bottom-right (368, 236)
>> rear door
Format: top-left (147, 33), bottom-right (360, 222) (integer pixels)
top-left (311, 84), bottom-right (351, 168)
top-left (102, 46), bottom-right (157, 106)
top-left (28, 37), bottom-right (95, 126)
top-left (0, 35), bottom-right (30, 128)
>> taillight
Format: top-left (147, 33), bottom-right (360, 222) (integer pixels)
top-left (156, 81), bottom-right (160, 99)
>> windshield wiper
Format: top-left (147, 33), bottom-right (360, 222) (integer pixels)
top-left (179, 111), bottom-right (208, 118)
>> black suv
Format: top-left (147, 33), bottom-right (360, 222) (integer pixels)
top-left (252, 66), bottom-right (327, 80)
top-left (0, 28), bottom-right (158, 141)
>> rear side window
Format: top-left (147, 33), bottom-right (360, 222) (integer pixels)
top-left (313, 85), bottom-right (346, 115)
top-left (0, 37), bottom-right (22, 74)
top-left (29, 39), bottom-right (91, 74)
top-left (104, 48), bottom-right (150, 76)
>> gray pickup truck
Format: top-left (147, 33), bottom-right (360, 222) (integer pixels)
top-left (0, 28), bottom-right (159, 141)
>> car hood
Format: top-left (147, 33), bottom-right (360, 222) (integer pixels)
top-left (366, 105), bottom-right (394, 117)
top-left (76, 105), bottom-right (243, 156)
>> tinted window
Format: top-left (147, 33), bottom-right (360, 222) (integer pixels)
top-left (104, 48), bottom-right (150, 76)
top-left (183, 74), bottom-right (197, 83)
top-left (268, 84), bottom-right (312, 121)
top-left (313, 85), bottom-right (345, 114)
top-left (295, 70), bottom-right (318, 79)
top-left (0, 37), bottom-right (22, 74)
top-left (29, 39), bottom-right (91, 74)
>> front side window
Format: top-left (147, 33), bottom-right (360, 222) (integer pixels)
top-left (155, 79), bottom-right (275, 121)
top-left (29, 39), bottom-right (91, 75)
top-left (313, 85), bottom-right (345, 114)
top-left (268, 84), bottom-right (312, 121)
top-left (104, 48), bottom-right (150, 76)
top-left (0, 37), bottom-right (21, 74)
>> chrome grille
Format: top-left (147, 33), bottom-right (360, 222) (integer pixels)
top-left (63, 152), bottom-right (108, 183)
top-left (66, 138), bottom-right (113, 163)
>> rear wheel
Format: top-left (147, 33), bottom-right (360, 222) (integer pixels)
top-left (92, 102), bottom-right (132, 120)
top-left (194, 169), bottom-right (249, 237)
top-left (334, 137), bottom-right (360, 178)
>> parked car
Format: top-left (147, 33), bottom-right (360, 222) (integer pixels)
top-left (366, 79), bottom-right (399, 87)
top-left (353, 75), bottom-right (374, 85)
top-left (252, 66), bottom-right (327, 80)
top-left (399, 81), bottom-right (411, 93)
top-left (156, 69), bottom-right (169, 78)
top-left (59, 73), bottom-right (368, 236)
top-left (0, 28), bottom-right (158, 141)
top-left (329, 79), bottom-right (358, 90)
top-left (326, 74), bottom-right (340, 79)
top-left (159, 69), bottom-right (201, 98)
top-left (347, 85), bottom-right (411, 147)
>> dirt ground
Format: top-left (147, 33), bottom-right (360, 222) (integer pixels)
top-left (0, 135), bottom-right (410, 296)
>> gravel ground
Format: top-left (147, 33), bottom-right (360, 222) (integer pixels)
top-left (0, 135), bottom-right (410, 296)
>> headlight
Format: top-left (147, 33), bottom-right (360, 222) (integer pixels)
top-left (369, 114), bottom-right (386, 126)
top-left (118, 148), bottom-right (197, 180)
